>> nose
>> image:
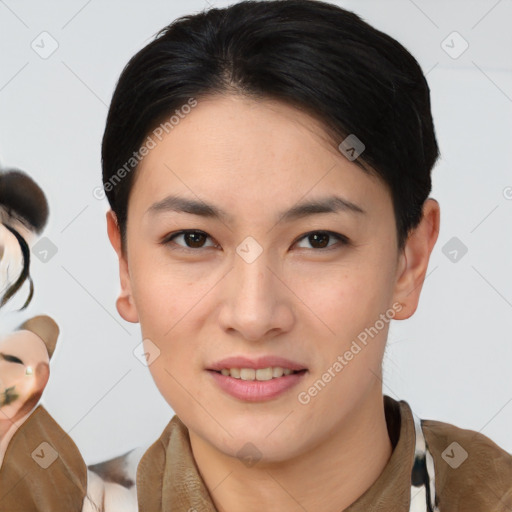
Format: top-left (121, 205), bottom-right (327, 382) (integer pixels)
top-left (218, 244), bottom-right (294, 342)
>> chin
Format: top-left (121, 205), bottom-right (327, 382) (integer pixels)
top-left (208, 420), bottom-right (306, 463)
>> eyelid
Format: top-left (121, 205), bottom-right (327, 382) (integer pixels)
top-left (0, 353), bottom-right (24, 365)
top-left (162, 229), bottom-right (350, 251)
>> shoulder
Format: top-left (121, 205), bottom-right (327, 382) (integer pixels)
top-left (421, 418), bottom-right (512, 511)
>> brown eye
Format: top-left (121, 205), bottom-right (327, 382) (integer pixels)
top-left (163, 230), bottom-right (217, 250)
top-left (295, 231), bottom-right (349, 250)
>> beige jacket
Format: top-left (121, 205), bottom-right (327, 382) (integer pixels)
top-left (0, 405), bottom-right (87, 512)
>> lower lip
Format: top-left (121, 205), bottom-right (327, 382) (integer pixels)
top-left (208, 370), bottom-right (307, 402)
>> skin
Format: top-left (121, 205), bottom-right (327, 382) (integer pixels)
top-left (107, 94), bottom-right (440, 512)
top-left (0, 330), bottom-right (50, 438)
top-left (0, 206), bottom-right (37, 252)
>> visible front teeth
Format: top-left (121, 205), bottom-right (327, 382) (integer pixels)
top-left (218, 367), bottom-right (298, 380)
top-left (255, 368), bottom-right (272, 381)
top-left (241, 368), bottom-right (256, 380)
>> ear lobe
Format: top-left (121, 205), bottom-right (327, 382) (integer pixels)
top-left (116, 293), bottom-right (139, 324)
top-left (106, 210), bottom-right (140, 324)
top-left (392, 198), bottom-right (440, 320)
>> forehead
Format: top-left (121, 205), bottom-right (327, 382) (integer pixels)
top-left (0, 330), bottom-right (48, 361)
top-left (129, 94), bottom-right (389, 222)
top-left (144, 95), bottom-right (341, 165)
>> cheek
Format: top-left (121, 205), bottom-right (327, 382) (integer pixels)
top-left (292, 256), bottom-right (397, 391)
top-left (291, 256), bottom-right (395, 336)
top-left (0, 377), bottom-right (34, 418)
top-left (129, 258), bottom-right (190, 333)
top-left (0, 363), bottom-right (25, 388)
top-left (147, 349), bottom-right (205, 416)
top-left (130, 240), bottom-right (216, 310)
top-left (132, 269), bottom-right (205, 402)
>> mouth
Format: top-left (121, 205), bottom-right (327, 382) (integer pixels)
top-left (209, 367), bottom-right (307, 381)
top-left (206, 357), bottom-right (308, 402)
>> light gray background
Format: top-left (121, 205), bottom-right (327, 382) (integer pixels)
top-left (0, 0), bottom-right (511, 464)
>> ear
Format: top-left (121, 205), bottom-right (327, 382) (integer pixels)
top-left (35, 361), bottom-right (50, 393)
top-left (392, 198), bottom-right (440, 320)
top-left (21, 361), bottom-right (51, 415)
top-left (106, 210), bottom-right (139, 323)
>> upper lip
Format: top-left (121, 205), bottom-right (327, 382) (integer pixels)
top-left (207, 356), bottom-right (307, 372)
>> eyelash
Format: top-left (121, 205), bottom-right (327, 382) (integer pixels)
top-left (0, 353), bottom-right (24, 365)
top-left (161, 229), bottom-right (350, 253)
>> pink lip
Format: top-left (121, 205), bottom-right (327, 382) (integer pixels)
top-left (208, 369), bottom-right (307, 402)
top-left (207, 355), bottom-right (307, 372)
top-left (206, 355), bottom-right (308, 402)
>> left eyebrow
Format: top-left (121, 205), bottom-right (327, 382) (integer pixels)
top-left (0, 352), bottom-right (24, 365)
top-left (145, 194), bottom-right (365, 224)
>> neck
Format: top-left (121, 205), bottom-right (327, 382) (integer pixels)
top-left (189, 387), bottom-right (392, 512)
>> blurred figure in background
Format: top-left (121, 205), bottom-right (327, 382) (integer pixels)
top-left (0, 168), bottom-right (49, 310)
top-left (0, 315), bottom-right (89, 511)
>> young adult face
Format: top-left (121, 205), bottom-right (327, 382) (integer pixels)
top-left (107, 94), bottom-right (439, 463)
top-left (0, 330), bottom-right (49, 424)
